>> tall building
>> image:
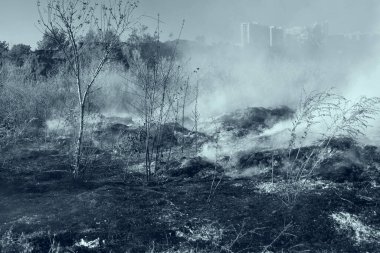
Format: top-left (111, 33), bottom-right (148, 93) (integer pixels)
top-left (241, 23), bottom-right (251, 46)
top-left (269, 26), bottom-right (284, 48)
top-left (240, 22), bottom-right (270, 48)
top-left (251, 23), bottom-right (270, 48)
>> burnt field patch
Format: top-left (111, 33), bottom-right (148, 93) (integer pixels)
top-left (1, 136), bottom-right (380, 252)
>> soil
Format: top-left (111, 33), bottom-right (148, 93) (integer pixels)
top-left (0, 124), bottom-right (380, 252)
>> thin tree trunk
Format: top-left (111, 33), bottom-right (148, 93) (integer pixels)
top-left (144, 88), bottom-right (151, 182)
top-left (74, 102), bottom-right (85, 179)
top-left (74, 57), bottom-right (82, 178)
top-left (194, 79), bottom-right (199, 154)
top-left (181, 77), bottom-right (189, 154)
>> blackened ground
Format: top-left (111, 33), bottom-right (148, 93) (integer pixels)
top-left (0, 135), bottom-right (380, 252)
top-left (219, 106), bottom-right (294, 136)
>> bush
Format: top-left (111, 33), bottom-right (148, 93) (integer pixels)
top-left (0, 62), bottom-right (77, 147)
top-left (0, 227), bottom-right (33, 253)
top-left (8, 44), bottom-right (31, 67)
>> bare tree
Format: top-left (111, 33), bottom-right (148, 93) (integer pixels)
top-left (193, 68), bottom-right (200, 154)
top-left (127, 19), bottom-right (185, 182)
top-left (37, 0), bottom-right (138, 178)
top-left (181, 75), bottom-right (190, 154)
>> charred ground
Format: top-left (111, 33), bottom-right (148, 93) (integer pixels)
top-left (1, 107), bottom-right (380, 253)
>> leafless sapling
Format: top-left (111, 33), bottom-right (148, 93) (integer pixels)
top-left (37, 0), bottom-right (138, 178)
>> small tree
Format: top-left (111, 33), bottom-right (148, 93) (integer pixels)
top-left (8, 44), bottom-right (31, 67)
top-left (0, 41), bottom-right (8, 59)
top-left (180, 75), bottom-right (190, 154)
top-left (127, 20), bottom-right (185, 182)
top-left (37, 0), bottom-right (138, 179)
top-left (192, 68), bottom-right (200, 154)
top-left (37, 28), bottom-right (68, 51)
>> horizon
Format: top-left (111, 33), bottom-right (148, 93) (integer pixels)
top-left (1, 0), bottom-right (380, 49)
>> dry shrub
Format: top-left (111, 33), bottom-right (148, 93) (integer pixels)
top-left (280, 89), bottom-right (380, 206)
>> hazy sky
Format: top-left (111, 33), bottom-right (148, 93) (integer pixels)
top-left (1, 0), bottom-right (380, 48)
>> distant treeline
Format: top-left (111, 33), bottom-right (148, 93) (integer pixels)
top-left (0, 29), bottom-right (180, 78)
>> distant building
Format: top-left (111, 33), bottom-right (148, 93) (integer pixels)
top-left (239, 20), bottom-right (380, 56)
top-left (284, 26), bottom-right (308, 45)
top-left (269, 26), bottom-right (284, 48)
top-left (240, 22), bottom-right (270, 48)
top-left (283, 22), bottom-right (328, 48)
top-left (241, 23), bottom-right (251, 46)
top-left (251, 23), bottom-right (270, 48)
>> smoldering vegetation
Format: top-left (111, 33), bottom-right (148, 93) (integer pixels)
top-left (1, 1), bottom-right (380, 253)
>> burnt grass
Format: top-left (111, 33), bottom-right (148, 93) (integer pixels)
top-left (1, 134), bottom-right (380, 252)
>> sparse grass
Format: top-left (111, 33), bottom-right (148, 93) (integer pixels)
top-left (1, 81), bottom-right (380, 252)
top-left (0, 226), bottom-right (33, 253)
top-left (280, 90), bottom-right (380, 206)
top-left (331, 212), bottom-right (380, 245)
top-left (1, 133), bottom-right (380, 252)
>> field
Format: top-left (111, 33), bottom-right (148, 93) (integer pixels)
top-left (1, 109), bottom-right (380, 253)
